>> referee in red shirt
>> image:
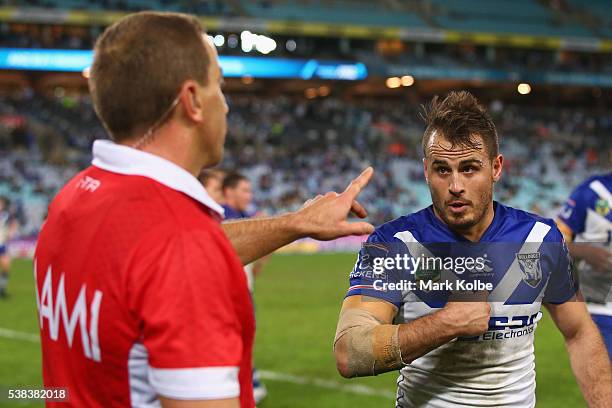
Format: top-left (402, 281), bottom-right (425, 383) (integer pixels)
top-left (34, 11), bottom-right (374, 408)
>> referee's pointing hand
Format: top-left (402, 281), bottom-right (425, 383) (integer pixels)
top-left (297, 167), bottom-right (375, 240)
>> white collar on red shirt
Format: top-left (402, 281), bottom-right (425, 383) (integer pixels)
top-left (91, 139), bottom-right (224, 218)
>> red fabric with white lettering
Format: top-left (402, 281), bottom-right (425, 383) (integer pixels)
top-left (34, 166), bottom-right (255, 407)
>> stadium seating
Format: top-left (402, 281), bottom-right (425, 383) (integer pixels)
top-left (1, 91), bottom-right (610, 235)
top-left (430, 0), bottom-right (594, 37)
top-left (3, 0), bottom-right (608, 39)
top-left (240, 0), bottom-right (428, 28)
top-left (567, 0), bottom-right (612, 37)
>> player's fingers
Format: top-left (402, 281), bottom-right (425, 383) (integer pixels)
top-left (350, 200), bottom-right (368, 218)
top-left (302, 194), bottom-right (323, 209)
top-left (342, 167), bottom-right (374, 200)
top-left (342, 221), bottom-right (375, 236)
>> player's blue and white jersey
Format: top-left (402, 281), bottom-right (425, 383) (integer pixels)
top-left (0, 211), bottom-right (10, 245)
top-left (558, 173), bottom-right (612, 315)
top-left (346, 202), bottom-right (578, 408)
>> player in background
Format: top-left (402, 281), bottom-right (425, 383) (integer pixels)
top-left (222, 173), bottom-right (253, 220)
top-left (334, 92), bottom-right (612, 407)
top-left (0, 196), bottom-right (18, 298)
top-left (556, 173), bottom-right (612, 357)
top-left (199, 169), bottom-right (225, 204)
top-left (222, 172), bottom-right (259, 289)
top-left (35, 12), bottom-right (374, 408)
top-left (221, 172), bottom-right (268, 404)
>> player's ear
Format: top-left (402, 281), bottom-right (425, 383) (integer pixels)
top-left (178, 80), bottom-right (205, 123)
top-left (492, 154), bottom-right (503, 182)
top-left (422, 158), bottom-right (429, 184)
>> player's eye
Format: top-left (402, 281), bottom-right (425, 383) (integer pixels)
top-left (461, 166), bottom-right (477, 173)
top-left (436, 167), bottom-right (450, 175)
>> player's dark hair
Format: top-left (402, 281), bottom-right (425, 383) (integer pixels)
top-left (421, 91), bottom-right (499, 160)
top-left (198, 169), bottom-right (225, 186)
top-left (89, 11), bottom-right (210, 141)
top-left (222, 172), bottom-right (249, 190)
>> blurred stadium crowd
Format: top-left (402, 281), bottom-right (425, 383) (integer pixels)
top-left (1, 88), bottom-right (610, 236)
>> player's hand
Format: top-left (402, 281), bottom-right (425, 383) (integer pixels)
top-left (294, 167), bottom-right (375, 240)
top-left (438, 291), bottom-right (491, 337)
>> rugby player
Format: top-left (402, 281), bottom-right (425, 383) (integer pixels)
top-left (334, 91), bottom-right (612, 407)
top-left (222, 172), bottom-right (253, 220)
top-left (0, 196), bottom-right (18, 298)
top-left (34, 12), bottom-right (373, 408)
top-left (557, 173), bottom-right (612, 357)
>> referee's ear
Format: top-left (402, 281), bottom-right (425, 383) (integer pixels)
top-left (178, 80), bottom-right (206, 124)
top-left (492, 154), bottom-right (504, 182)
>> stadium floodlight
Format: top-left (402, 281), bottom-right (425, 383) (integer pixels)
top-left (241, 31), bottom-right (277, 55)
top-left (401, 75), bottom-right (415, 87)
top-left (286, 39), bottom-right (297, 52)
top-left (518, 83), bottom-right (532, 95)
top-left (318, 86), bottom-right (331, 97)
top-left (241, 31), bottom-right (254, 52)
top-left (256, 36), bottom-right (277, 55)
top-left (386, 77), bottom-right (401, 88)
top-left (304, 88), bottom-right (317, 99)
top-left (227, 34), bottom-right (239, 48)
top-left (213, 34), bottom-right (225, 48)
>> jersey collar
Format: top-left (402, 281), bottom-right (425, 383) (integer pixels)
top-left (91, 139), bottom-right (224, 218)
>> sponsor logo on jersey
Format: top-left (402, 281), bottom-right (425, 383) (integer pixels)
top-left (35, 262), bottom-right (103, 362)
top-left (595, 198), bottom-right (610, 217)
top-left (458, 312), bottom-right (541, 341)
top-left (76, 176), bottom-right (101, 192)
top-left (516, 252), bottom-right (542, 288)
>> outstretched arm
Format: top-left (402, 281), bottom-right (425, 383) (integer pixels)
top-left (556, 219), bottom-right (612, 272)
top-left (545, 299), bottom-right (612, 407)
top-left (222, 168), bottom-right (375, 265)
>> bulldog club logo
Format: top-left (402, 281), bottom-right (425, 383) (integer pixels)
top-left (516, 252), bottom-right (542, 288)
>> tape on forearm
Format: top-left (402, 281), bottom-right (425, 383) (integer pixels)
top-left (334, 308), bottom-right (402, 376)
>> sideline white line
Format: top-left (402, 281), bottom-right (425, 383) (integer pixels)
top-left (257, 370), bottom-right (394, 398)
top-left (0, 327), bottom-right (395, 399)
top-left (0, 327), bottom-right (40, 343)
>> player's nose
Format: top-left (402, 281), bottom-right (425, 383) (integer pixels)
top-left (449, 173), bottom-right (465, 195)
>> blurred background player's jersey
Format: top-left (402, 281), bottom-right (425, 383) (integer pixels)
top-left (347, 203), bottom-right (578, 408)
top-left (0, 211), bottom-right (10, 247)
top-left (558, 173), bottom-right (612, 313)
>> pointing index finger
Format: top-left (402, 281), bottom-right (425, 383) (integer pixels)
top-left (343, 167), bottom-right (374, 200)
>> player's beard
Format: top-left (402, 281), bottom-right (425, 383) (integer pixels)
top-left (433, 187), bottom-right (492, 233)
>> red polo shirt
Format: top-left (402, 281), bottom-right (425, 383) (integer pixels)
top-left (34, 140), bottom-right (255, 407)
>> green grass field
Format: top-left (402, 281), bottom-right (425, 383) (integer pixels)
top-left (0, 255), bottom-right (586, 407)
